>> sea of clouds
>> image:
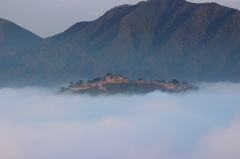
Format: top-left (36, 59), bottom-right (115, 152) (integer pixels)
top-left (0, 82), bottom-right (240, 159)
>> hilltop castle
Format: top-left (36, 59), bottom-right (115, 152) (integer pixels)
top-left (61, 73), bottom-right (196, 95)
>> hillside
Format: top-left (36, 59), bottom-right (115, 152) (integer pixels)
top-left (0, 18), bottom-right (42, 47)
top-left (0, 18), bottom-right (43, 85)
top-left (1, 0), bottom-right (240, 86)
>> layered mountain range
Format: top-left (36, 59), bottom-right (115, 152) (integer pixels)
top-left (1, 0), bottom-right (240, 87)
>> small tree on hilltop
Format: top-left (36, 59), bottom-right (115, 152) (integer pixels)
top-left (75, 80), bottom-right (84, 86)
top-left (171, 79), bottom-right (180, 85)
top-left (69, 81), bottom-right (74, 87)
top-left (106, 73), bottom-right (112, 76)
top-left (91, 78), bottom-right (102, 83)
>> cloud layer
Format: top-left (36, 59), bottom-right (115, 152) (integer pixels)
top-left (0, 83), bottom-right (240, 159)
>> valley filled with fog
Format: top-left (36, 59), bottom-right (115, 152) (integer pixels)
top-left (0, 82), bottom-right (240, 159)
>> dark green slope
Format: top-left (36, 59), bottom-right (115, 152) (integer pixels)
top-left (0, 18), bottom-right (43, 85)
top-left (0, 18), bottom-right (43, 60)
top-left (53, 0), bottom-right (240, 81)
top-left (0, 18), bottom-right (42, 48)
top-left (2, 0), bottom-right (240, 86)
top-left (0, 44), bottom-right (110, 86)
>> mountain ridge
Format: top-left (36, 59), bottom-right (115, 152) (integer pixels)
top-left (1, 0), bottom-right (240, 86)
top-left (0, 18), bottom-right (42, 48)
top-left (0, 18), bottom-right (43, 86)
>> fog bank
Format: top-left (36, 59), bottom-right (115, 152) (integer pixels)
top-left (0, 83), bottom-right (239, 159)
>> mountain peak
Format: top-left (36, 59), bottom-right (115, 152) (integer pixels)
top-left (1, 0), bottom-right (240, 86)
top-left (147, 0), bottom-right (185, 3)
top-left (0, 18), bottom-right (42, 48)
top-left (149, 0), bottom-right (184, 2)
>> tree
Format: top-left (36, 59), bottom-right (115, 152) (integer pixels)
top-left (60, 87), bottom-right (67, 92)
top-left (69, 81), bottom-right (74, 87)
top-left (106, 73), bottom-right (112, 76)
top-left (171, 79), bottom-right (180, 85)
top-left (91, 78), bottom-right (102, 83)
top-left (158, 80), bottom-right (166, 83)
top-left (75, 80), bottom-right (84, 86)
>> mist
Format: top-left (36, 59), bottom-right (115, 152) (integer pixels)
top-left (0, 83), bottom-right (240, 159)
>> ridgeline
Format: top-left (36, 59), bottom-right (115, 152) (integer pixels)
top-left (1, 0), bottom-right (240, 87)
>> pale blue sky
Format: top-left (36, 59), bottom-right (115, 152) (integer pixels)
top-left (0, 0), bottom-right (239, 38)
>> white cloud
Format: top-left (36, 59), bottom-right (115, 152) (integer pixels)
top-left (192, 115), bottom-right (240, 159)
top-left (0, 83), bottom-right (239, 159)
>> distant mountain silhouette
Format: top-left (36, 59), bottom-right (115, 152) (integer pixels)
top-left (0, 18), bottom-right (42, 48)
top-left (1, 0), bottom-right (240, 86)
top-left (0, 18), bottom-right (43, 86)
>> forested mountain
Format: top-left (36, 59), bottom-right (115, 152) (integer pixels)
top-left (0, 18), bottom-right (43, 86)
top-left (1, 0), bottom-right (240, 86)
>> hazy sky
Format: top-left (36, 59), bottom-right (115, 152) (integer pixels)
top-left (0, 83), bottom-right (240, 159)
top-left (0, 0), bottom-right (240, 38)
